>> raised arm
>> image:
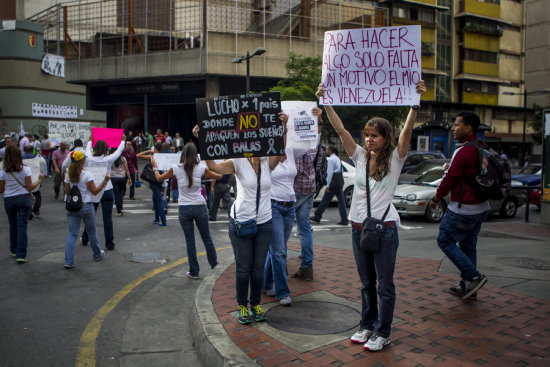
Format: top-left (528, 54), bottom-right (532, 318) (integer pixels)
top-left (397, 80), bottom-right (426, 159)
top-left (205, 159), bottom-right (235, 175)
top-left (204, 168), bottom-right (222, 180)
top-left (136, 150), bottom-right (153, 161)
top-left (150, 159), bottom-right (174, 181)
top-left (105, 138), bottom-right (126, 164)
top-left (315, 85), bottom-right (357, 157)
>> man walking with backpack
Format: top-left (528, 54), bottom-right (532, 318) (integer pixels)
top-left (430, 111), bottom-right (489, 299)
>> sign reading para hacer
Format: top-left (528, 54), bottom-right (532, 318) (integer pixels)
top-left (320, 25), bottom-right (422, 106)
top-left (196, 92), bottom-right (283, 159)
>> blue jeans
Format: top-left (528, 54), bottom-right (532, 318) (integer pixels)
top-left (178, 204), bottom-right (218, 276)
top-left (313, 186), bottom-right (348, 223)
top-left (263, 202), bottom-right (295, 299)
top-left (352, 224), bottom-right (399, 338)
top-left (4, 194), bottom-right (32, 258)
top-left (65, 203), bottom-right (103, 265)
top-left (228, 219), bottom-right (272, 306)
top-left (149, 182), bottom-right (166, 224)
top-left (82, 189), bottom-right (115, 249)
top-left (437, 209), bottom-right (488, 283)
top-left (295, 191), bottom-right (314, 269)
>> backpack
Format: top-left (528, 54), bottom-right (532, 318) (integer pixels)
top-left (313, 144), bottom-right (328, 194)
top-left (461, 140), bottom-right (511, 202)
top-left (65, 184), bottom-right (83, 212)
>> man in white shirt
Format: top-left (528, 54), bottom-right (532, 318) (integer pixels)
top-left (310, 145), bottom-right (348, 225)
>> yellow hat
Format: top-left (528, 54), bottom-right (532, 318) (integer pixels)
top-left (71, 150), bottom-right (86, 162)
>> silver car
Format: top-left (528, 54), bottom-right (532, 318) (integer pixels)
top-left (393, 166), bottom-right (527, 222)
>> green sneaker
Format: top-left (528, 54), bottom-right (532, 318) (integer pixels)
top-left (237, 305), bottom-right (252, 325)
top-left (16, 258), bottom-right (29, 263)
top-left (10, 252), bottom-right (16, 257)
top-left (250, 305), bottom-right (266, 322)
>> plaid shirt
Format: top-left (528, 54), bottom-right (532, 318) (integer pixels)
top-left (293, 148), bottom-right (317, 195)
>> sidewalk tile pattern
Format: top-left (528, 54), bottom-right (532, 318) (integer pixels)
top-left (212, 241), bottom-right (550, 367)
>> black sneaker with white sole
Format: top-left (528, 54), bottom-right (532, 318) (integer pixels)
top-left (462, 274), bottom-right (487, 299)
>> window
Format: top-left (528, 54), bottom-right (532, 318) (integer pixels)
top-left (464, 49), bottom-right (498, 63)
top-left (393, 6), bottom-right (407, 18)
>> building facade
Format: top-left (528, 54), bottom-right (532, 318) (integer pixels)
top-left (11, 0), bottom-right (539, 165)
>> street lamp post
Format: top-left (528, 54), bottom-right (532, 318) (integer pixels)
top-left (232, 47), bottom-right (266, 94)
top-left (503, 88), bottom-right (550, 167)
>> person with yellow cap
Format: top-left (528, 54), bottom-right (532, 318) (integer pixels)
top-left (63, 150), bottom-right (110, 268)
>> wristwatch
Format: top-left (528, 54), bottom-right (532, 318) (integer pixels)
top-left (411, 105), bottom-right (420, 111)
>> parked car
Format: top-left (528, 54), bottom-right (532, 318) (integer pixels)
top-left (393, 166), bottom-right (527, 222)
top-left (512, 163), bottom-right (541, 186)
top-left (401, 151), bottom-right (446, 173)
top-left (531, 187), bottom-right (541, 209)
top-left (399, 158), bottom-right (450, 184)
top-left (314, 160), bottom-right (355, 207)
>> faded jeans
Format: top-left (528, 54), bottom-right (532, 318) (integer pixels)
top-left (65, 203), bottom-right (103, 266)
top-left (295, 191), bottom-right (314, 269)
top-left (4, 194), bottom-right (32, 258)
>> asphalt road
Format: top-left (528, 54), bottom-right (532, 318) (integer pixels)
top-left (0, 176), bottom-right (542, 367)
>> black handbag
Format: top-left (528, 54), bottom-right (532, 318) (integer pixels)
top-left (140, 163), bottom-right (158, 184)
top-left (360, 156), bottom-right (390, 252)
top-left (233, 161), bottom-right (261, 238)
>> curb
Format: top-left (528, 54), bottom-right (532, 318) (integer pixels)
top-left (479, 229), bottom-right (547, 241)
top-left (190, 256), bottom-right (258, 367)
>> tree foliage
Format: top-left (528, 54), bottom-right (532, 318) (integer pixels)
top-left (271, 52), bottom-right (409, 140)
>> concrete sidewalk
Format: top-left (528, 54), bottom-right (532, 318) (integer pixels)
top-left (191, 225), bottom-right (550, 367)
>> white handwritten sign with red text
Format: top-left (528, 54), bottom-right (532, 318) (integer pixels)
top-left (320, 26), bottom-right (421, 106)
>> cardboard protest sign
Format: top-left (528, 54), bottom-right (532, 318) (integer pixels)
top-left (281, 101), bottom-right (319, 150)
top-left (86, 165), bottom-right (108, 201)
top-left (48, 121), bottom-right (91, 146)
top-left (153, 153), bottom-right (181, 171)
top-left (92, 127), bottom-right (124, 148)
top-left (321, 25), bottom-right (421, 106)
top-left (196, 92), bottom-right (283, 159)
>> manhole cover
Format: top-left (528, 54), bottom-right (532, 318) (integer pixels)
top-left (266, 301), bottom-right (360, 335)
top-left (496, 257), bottom-right (550, 270)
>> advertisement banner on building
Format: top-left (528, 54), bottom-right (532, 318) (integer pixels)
top-left (320, 25), bottom-right (422, 106)
top-left (195, 92), bottom-right (283, 159)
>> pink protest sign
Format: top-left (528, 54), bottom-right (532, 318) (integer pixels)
top-left (92, 127), bottom-right (124, 148)
top-left (320, 25), bottom-right (422, 106)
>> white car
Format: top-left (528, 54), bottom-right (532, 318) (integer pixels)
top-left (392, 166), bottom-right (527, 222)
top-left (314, 160), bottom-right (356, 207)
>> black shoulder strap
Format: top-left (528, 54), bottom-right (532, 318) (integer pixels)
top-left (365, 153), bottom-right (390, 220)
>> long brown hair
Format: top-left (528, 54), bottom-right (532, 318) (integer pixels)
top-left (93, 140), bottom-right (108, 156)
top-left (68, 159), bottom-right (86, 183)
top-left (2, 146), bottom-right (24, 173)
top-left (363, 117), bottom-right (396, 181)
top-left (181, 142), bottom-right (199, 188)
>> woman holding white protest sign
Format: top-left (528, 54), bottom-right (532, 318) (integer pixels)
top-left (150, 142), bottom-right (221, 279)
top-left (316, 80), bottom-right (425, 351)
top-left (63, 151), bottom-right (110, 268)
top-left (197, 112), bottom-right (286, 325)
top-left (81, 134), bottom-right (126, 250)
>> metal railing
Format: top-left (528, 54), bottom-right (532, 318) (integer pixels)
top-left (28, 0), bottom-right (387, 79)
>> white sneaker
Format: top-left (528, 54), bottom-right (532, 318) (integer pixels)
top-left (279, 296), bottom-right (292, 306)
top-left (350, 329), bottom-right (373, 344)
top-left (364, 334), bottom-right (390, 351)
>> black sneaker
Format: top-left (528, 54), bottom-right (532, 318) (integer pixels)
top-left (250, 305), bottom-right (266, 322)
top-left (310, 216), bottom-right (320, 223)
top-left (462, 275), bottom-right (487, 299)
top-left (449, 285), bottom-right (477, 299)
top-left (237, 305), bottom-right (252, 325)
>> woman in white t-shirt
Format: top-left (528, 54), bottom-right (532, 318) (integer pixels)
top-left (0, 146), bottom-right (44, 262)
top-left (198, 116), bottom-right (286, 325)
top-left (81, 136), bottom-right (126, 250)
top-left (151, 142), bottom-right (221, 279)
top-left (64, 151), bottom-right (111, 268)
top-left (316, 81), bottom-right (426, 351)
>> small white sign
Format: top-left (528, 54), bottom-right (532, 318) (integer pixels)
top-left (282, 101), bottom-right (319, 150)
top-left (2, 21), bottom-right (16, 31)
top-left (48, 121), bottom-right (91, 146)
top-left (153, 153), bottom-right (182, 171)
top-left (33, 103), bottom-right (77, 118)
top-left (41, 54), bottom-right (65, 78)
